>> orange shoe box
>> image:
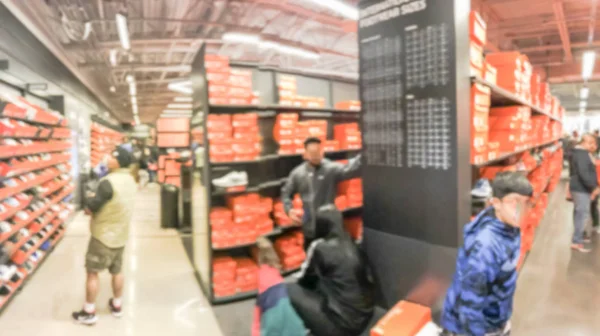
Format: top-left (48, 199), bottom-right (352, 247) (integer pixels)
top-left (470, 41), bottom-right (484, 77)
top-left (470, 11), bottom-right (487, 46)
top-left (485, 51), bottom-right (523, 68)
top-left (484, 61), bottom-right (497, 85)
top-left (471, 83), bottom-right (491, 107)
top-left (370, 301), bottom-right (431, 336)
top-left (471, 104), bottom-right (489, 133)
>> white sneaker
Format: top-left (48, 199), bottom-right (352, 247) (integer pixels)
top-left (212, 171), bottom-right (248, 188)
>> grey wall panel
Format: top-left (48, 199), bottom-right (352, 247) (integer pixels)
top-left (332, 81), bottom-right (359, 105)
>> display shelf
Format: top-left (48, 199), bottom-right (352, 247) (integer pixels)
top-left (12, 218), bottom-right (63, 265)
top-left (10, 211), bottom-right (59, 254)
top-left (0, 141), bottom-right (71, 160)
top-left (0, 101), bottom-right (66, 127)
top-left (211, 149), bottom-right (361, 166)
top-left (342, 206), bottom-right (363, 214)
top-left (0, 272), bottom-right (25, 310)
top-left (0, 187), bottom-right (68, 244)
top-left (0, 153), bottom-right (70, 178)
top-left (0, 168), bottom-right (63, 202)
top-left (0, 197), bottom-right (33, 223)
top-left (40, 178), bottom-right (72, 197)
top-left (50, 227), bottom-right (66, 246)
top-left (209, 104), bottom-right (361, 115)
top-left (282, 266), bottom-right (301, 276)
top-left (212, 227), bottom-right (284, 251)
top-left (474, 139), bottom-right (560, 167)
top-left (471, 77), bottom-right (562, 122)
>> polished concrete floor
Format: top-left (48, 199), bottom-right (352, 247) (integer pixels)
top-left (0, 184), bottom-right (223, 336)
top-left (512, 181), bottom-right (600, 336)
top-left (0, 181), bottom-right (598, 335)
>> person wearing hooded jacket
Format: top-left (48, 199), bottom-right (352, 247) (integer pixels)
top-left (287, 205), bottom-right (374, 336)
top-left (441, 172), bottom-right (533, 336)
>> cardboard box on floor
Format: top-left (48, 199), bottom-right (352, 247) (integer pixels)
top-left (370, 301), bottom-right (432, 336)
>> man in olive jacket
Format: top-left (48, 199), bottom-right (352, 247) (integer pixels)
top-left (73, 146), bottom-right (137, 325)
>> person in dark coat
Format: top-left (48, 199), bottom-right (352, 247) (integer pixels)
top-left (570, 134), bottom-right (599, 252)
top-left (287, 206), bottom-right (374, 336)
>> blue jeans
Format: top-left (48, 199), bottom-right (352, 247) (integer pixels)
top-left (572, 192), bottom-right (591, 244)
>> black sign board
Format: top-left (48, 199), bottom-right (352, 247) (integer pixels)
top-left (359, 0), bottom-right (471, 309)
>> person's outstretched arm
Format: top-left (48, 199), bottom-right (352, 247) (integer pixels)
top-left (332, 154), bottom-right (362, 182)
top-left (86, 180), bottom-right (113, 214)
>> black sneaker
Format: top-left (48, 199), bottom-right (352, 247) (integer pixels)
top-left (72, 309), bottom-right (98, 325)
top-left (109, 298), bottom-right (123, 318)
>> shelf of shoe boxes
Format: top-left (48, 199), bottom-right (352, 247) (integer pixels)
top-left (0, 94), bottom-right (75, 310)
top-left (156, 118), bottom-right (192, 187)
top-left (204, 55), bottom-right (364, 300)
top-left (90, 122), bottom-right (124, 168)
top-left (469, 11), bottom-right (564, 270)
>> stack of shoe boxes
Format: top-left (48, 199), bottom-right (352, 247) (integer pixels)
top-left (488, 106), bottom-right (531, 156)
top-left (338, 178), bottom-right (363, 209)
top-left (205, 55), bottom-right (259, 106)
top-left (212, 256), bottom-right (237, 297)
top-left (210, 194), bottom-right (275, 249)
top-left (90, 123), bottom-right (123, 167)
top-left (273, 113), bottom-right (298, 155)
top-left (273, 196), bottom-right (303, 227)
top-left (335, 100), bottom-right (361, 111)
top-left (470, 83), bottom-right (491, 164)
top-left (469, 11), bottom-right (486, 77)
top-left (277, 75), bottom-right (325, 108)
top-left (207, 114), bottom-right (262, 162)
top-left (274, 231), bottom-right (306, 272)
top-left (235, 258), bottom-right (259, 293)
top-left (156, 117), bottom-right (190, 186)
top-left (486, 52), bottom-right (532, 101)
top-left (334, 123), bottom-right (362, 150)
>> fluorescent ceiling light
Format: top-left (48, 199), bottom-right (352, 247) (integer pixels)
top-left (131, 96), bottom-right (137, 105)
top-left (109, 86), bottom-right (116, 93)
top-left (580, 101), bottom-right (588, 108)
top-left (126, 74), bottom-right (135, 83)
top-left (167, 103), bottom-right (193, 109)
top-left (174, 97), bottom-right (193, 102)
top-left (83, 22), bottom-right (92, 40)
top-left (223, 32), bottom-right (320, 60)
top-left (222, 32), bottom-right (261, 44)
top-left (581, 87), bottom-right (590, 99)
top-left (168, 80), bottom-right (193, 94)
top-left (580, 107), bottom-right (586, 113)
top-left (129, 82), bottom-right (137, 96)
top-left (109, 49), bottom-right (118, 66)
top-left (115, 13), bottom-right (131, 50)
top-left (582, 51), bottom-right (596, 79)
top-left (301, 0), bottom-right (358, 20)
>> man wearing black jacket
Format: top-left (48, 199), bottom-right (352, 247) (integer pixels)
top-left (570, 134), bottom-right (599, 253)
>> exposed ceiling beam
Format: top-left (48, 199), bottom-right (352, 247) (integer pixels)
top-left (519, 40), bottom-right (600, 53)
top-left (80, 63), bottom-right (192, 72)
top-left (553, 1), bottom-right (573, 62)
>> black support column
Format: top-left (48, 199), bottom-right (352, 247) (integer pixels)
top-left (358, 0), bottom-right (471, 314)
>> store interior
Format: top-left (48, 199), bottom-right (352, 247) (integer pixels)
top-left (0, 0), bottom-right (600, 335)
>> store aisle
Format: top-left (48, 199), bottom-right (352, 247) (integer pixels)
top-left (512, 182), bottom-right (600, 335)
top-left (0, 184), bottom-right (223, 336)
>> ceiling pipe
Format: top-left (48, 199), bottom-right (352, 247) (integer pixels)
top-left (553, 1), bottom-right (573, 62)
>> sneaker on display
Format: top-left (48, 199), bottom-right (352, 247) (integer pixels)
top-left (212, 171), bottom-right (249, 188)
top-left (72, 309), bottom-right (98, 325)
top-left (0, 284), bottom-right (11, 296)
top-left (471, 179), bottom-right (492, 198)
top-left (108, 298), bottom-right (123, 318)
top-left (0, 221), bottom-right (11, 233)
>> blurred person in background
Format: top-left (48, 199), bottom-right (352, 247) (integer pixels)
top-left (252, 237), bottom-right (305, 336)
top-left (287, 206), bottom-right (374, 336)
top-left (441, 172), bottom-right (533, 336)
top-left (281, 137), bottom-right (361, 248)
top-left (570, 134), bottom-right (600, 252)
top-left (72, 146), bottom-right (137, 325)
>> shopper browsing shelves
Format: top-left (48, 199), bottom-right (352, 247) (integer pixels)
top-left (441, 172), bottom-right (533, 336)
top-left (288, 206), bottom-right (374, 336)
top-left (281, 137), bottom-right (361, 247)
top-left (72, 146), bottom-right (137, 325)
top-left (569, 134), bottom-right (599, 253)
